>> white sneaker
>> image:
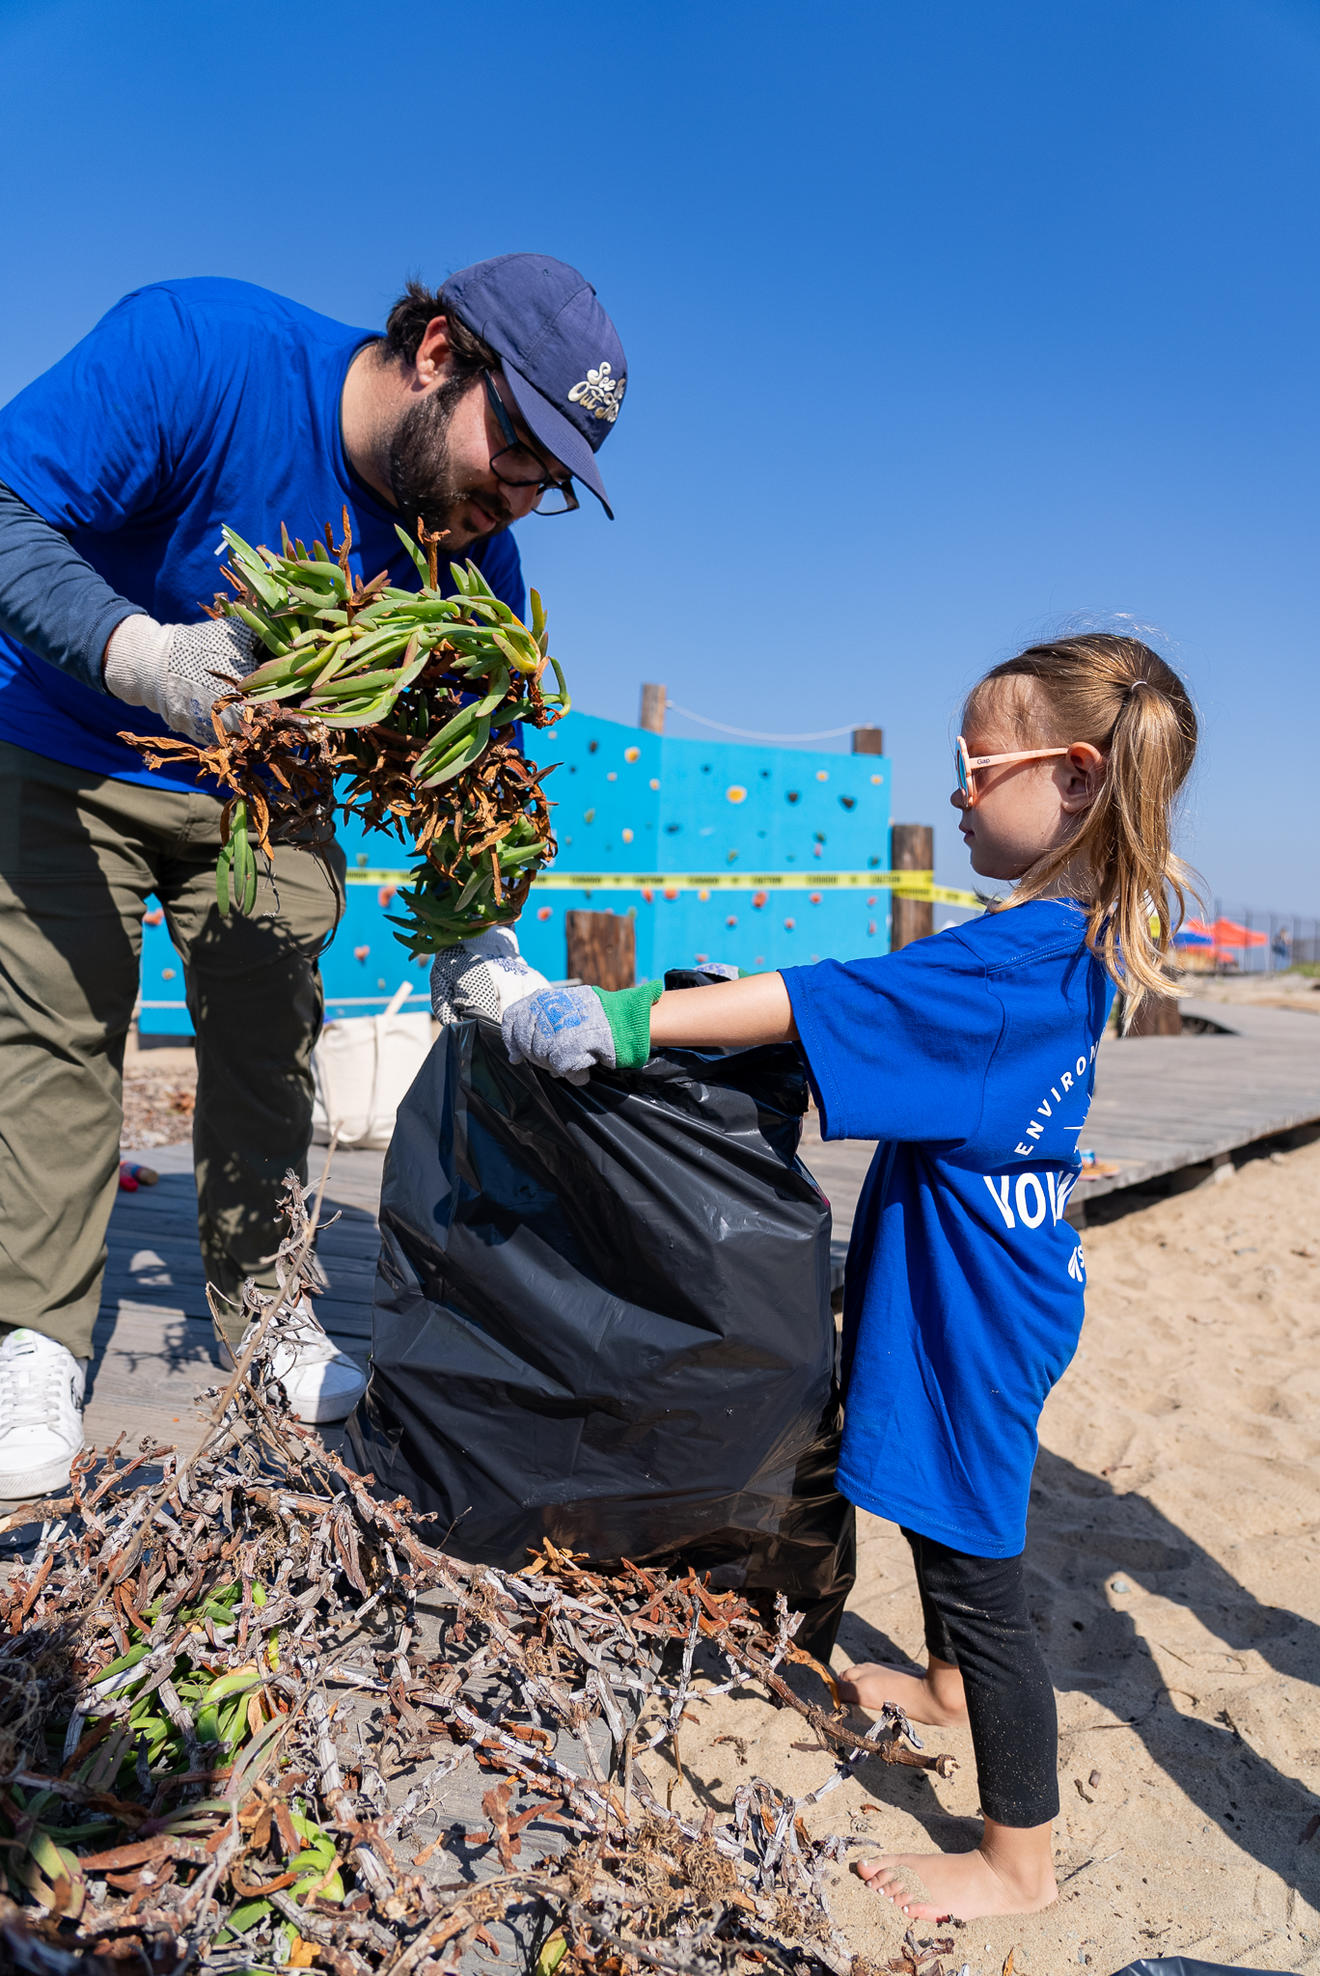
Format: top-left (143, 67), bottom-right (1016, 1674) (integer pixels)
top-left (0, 1329), bottom-right (86, 1500)
top-left (221, 1298), bottom-right (366, 1425)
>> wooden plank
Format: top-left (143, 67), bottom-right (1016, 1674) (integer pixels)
top-left (103, 1236), bottom-right (378, 1283)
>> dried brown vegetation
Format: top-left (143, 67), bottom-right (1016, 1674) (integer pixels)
top-left (0, 1178), bottom-right (954, 1976)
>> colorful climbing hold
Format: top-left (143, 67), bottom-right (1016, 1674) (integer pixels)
top-left (144, 907), bottom-right (164, 927)
top-left (816, 770), bottom-right (829, 782)
top-left (784, 917), bottom-right (796, 930)
top-left (378, 885), bottom-right (397, 909)
top-left (726, 785), bottom-right (748, 804)
top-left (809, 893), bottom-right (822, 905)
top-left (584, 808), bottom-right (596, 823)
top-left (726, 914), bottom-right (738, 928)
top-left (622, 828), bottom-right (634, 843)
top-left (624, 746), bottom-right (641, 763)
top-left (752, 891), bottom-right (768, 909)
top-left (537, 905), bottom-right (553, 920)
top-left (650, 778), bottom-right (660, 791)
top-left (354, 945), bottom-right (370, 962)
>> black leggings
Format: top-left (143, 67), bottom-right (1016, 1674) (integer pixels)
top-left (903, 1528), bottom-right (1059, 1828)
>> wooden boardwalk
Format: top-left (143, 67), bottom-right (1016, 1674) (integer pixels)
top-left (1072, 996), bottom-right (1320, 1199)
top-left (80, 996), bottom-right (1320, 1458)
top-left (82, 1145), bottom-right (385, 1462)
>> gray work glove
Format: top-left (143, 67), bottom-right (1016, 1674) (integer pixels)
top-left (103, 612), bottom-right (259, 744)
top-left (502, 984), bottom-right (616, 1086)
top-left (430, 923), bottom-right (551, 1025)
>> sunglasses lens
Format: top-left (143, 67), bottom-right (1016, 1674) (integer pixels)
top-left (955, 745), bottom-right (968, 795)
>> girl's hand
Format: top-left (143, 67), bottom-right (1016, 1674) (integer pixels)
top-left (502, 972), bottom-right (797, 1083)
top-left (503, 983), bottom-right (625, 1084)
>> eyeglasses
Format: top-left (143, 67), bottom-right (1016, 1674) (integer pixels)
top-left (483, 372), bottom-right (579, 516)
top-left (955, 734), bottom-right (1070, 807)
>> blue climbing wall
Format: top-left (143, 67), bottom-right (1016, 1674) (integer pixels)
top-left (136, 711), bottom-right (892, 1030)
top-left (514, 712), bottom-right (892, 979)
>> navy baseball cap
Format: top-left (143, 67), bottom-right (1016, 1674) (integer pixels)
top-left (439, 254), bottom-right (626, 519)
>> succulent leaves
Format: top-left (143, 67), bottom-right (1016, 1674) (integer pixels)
top-left (126, 512), bottom-right (565, 944)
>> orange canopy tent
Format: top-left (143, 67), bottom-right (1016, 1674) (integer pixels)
top-left (1209, 917), bottom-right (1267, 949)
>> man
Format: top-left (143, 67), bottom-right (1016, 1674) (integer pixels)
top-left (0, 253), bottom-right (627, 1499)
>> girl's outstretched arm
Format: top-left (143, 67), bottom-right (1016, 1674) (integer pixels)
top-left (651, 972), bottom-right (796, 1049)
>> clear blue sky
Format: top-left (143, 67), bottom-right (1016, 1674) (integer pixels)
top-left (2, 0), bottom-right (1317, 914)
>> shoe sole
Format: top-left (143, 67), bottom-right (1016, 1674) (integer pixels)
top-left (0, 1444), bottom-right (83, 1501)
top-left (289, 1384), bottom-right (366, 1426)
top-left (215, 1342), bottom-right (365, 1426)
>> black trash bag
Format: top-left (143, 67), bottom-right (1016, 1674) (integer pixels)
top-left (1110, 1963), bottom-right (1291, 1976)
top-left (350, 986), bottom-right (855, 1657)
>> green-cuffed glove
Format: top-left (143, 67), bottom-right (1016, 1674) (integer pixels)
top-left (502, 979), bottom-right (663, 1085)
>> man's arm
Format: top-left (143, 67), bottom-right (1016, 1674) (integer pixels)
top-left (0, 479), bottom-right (256, 739)
top-left (0, 479), bottom-right (142, 691)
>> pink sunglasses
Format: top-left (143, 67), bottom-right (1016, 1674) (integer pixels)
top-left (955, 734), bottom-right (1069, 807)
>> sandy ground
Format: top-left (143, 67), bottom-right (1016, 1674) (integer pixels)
top-left (635, 1131), bottom-right (1320, 1975)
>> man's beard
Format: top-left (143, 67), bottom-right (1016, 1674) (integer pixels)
top-left (387, 376), bottom-right (511, 549)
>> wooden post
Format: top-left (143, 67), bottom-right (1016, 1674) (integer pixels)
top-left (566, 910), bottom-right (636, 991)
top-left (889, 823), bottom-right (933, 952)
top-left (639, 683), bottom-right (667, 734)
top-left (1121, 993), bottom-right (1182, 1037)
top-left (851, 725), bottom-right (884, 755)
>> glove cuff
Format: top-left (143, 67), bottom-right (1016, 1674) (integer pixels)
top-left (103, 612), bottom-right (168, 706)
top-left (593, 979), bottom-right (663, 1069)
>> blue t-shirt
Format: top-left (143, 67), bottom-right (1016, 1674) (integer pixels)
top-left (0, 278), bottom-right (525, 789)
top-left (783, 898), bottom-right (1116, 1559)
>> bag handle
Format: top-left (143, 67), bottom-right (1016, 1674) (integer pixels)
top-left (384, 980), bottom-right (417, 1019)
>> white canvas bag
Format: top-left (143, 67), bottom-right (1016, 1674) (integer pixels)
top-left (311, 983), bottom-right (433, 1150)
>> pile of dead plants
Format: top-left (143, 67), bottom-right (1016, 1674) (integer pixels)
top-left (0, 1181), bottom-right (958, 1976)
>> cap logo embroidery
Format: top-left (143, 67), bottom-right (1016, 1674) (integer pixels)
top-left (568, 361), bottom-right (626, 423)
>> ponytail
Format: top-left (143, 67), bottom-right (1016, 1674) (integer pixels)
top-left (968, 635), bottom-right (1200, 1015)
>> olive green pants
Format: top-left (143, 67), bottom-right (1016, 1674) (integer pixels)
top-left (0, 740), bottom-right (345, 1356)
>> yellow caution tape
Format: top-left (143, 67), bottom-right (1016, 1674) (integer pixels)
top-left (347, 867), bottom-right (983, 909)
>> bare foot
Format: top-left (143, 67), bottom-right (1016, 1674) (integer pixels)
top-left (858, 1833), bottom-right (1057, 1922)
top-left (837, 1655), bottom-right (968, 1728)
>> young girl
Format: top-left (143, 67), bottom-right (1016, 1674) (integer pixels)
top-left (500, 633), bottom-right (1199, 1921)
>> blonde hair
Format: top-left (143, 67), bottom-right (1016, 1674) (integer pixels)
top-left (966, 633), bottom-right (1199, 1012)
